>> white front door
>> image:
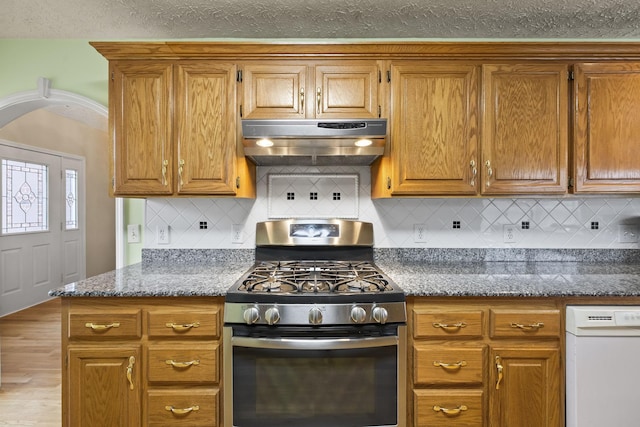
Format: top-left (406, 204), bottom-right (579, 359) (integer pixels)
top-left (0, 142), bottom-right (85, 316)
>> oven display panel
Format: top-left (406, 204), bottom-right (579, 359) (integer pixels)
top-left (290, 223), bottom-right (339, 238)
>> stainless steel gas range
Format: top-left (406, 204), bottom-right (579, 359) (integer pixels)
top-left (223, 219), bottom-right (407, 427)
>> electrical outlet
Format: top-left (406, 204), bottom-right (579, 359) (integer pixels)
top-left (414, 224), bottom-right (427, 243)
top-left (503, 224), bottom-right (517, 243)
top-left (618, 225), bottom-right (639, 243)
top-left (157, 224), bottom-right (169, 244)
top-left (127, 224), bottom-right (140, 243)
top-left (231, 224), bottom-right (244, 244)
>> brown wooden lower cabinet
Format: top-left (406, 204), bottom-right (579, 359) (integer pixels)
top-left (489, 347), bottom-right (561, 427)
top-left (62, 297), bottom-right (223, 427)
top-left (68, 346), bottom-right (142, 427)
top-left (408, 297), bottom-right (562, 427)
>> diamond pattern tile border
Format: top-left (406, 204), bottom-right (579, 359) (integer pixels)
top-left (267, 173), bottom-right (359, 219)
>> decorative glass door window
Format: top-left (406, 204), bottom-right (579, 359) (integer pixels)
top-left (1, 158), bottom-right (49, 234)
top-left (65, 169), bottom-right (78, 230)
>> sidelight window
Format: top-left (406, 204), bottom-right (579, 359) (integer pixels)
top-left (65, 169), bottom-right (78, 230)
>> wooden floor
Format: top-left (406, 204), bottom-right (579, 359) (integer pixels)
top-left (0, 298), bottom-right (61, 426)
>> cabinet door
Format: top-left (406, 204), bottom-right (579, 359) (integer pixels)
top-left (489, 347), bottom-right (561, 427)
top-left (111, 61), bottom-right (173, 195)
top-left (241, 64), bottom-right (307, 119)
top-left (389, 62), bottom-right (479, 195)
top-left (68, 346), bottom-right (141, 427)
top-left (175, 62), bottom-right (238, 195)
top-left (574, 62), bottom-right (640, 193)
top-left (482, 64), bottom-right (568, 194)
top-left (314, 62), bottom-right (379, 118)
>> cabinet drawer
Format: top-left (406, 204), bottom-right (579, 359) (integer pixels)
top-left (414, 389), bottom-right (484, 427)
top-left (414, 345), bottom-right (485, 385)
top-left (413, 309), bottom-right (483, 338)
top-left (148, 310), bottom-right (220, 338)
top-left (148, 344), bottom-right (219, 384)
top-left (147, 389), bottom-right (219, 426)
top-left (68, 310), bottom-right (142, 339)
top-left (490, 309), bottom-right (560, 338)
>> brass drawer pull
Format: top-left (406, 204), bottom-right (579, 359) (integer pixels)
top-left (510, 322), bottom-right (544, 330)
top-left (85, 322), bottom-right (120, 331)
top-left (495, 355), bottom-right (503, 390)
top-left (432, 322), bottom-right (467, 331)
top-left (433, 360), bottom-right (467, 371)
top-left (178, 159), bottom-right (185, 186)
top-left (161, 159), bottom-right (169, 186)
top-left (165, 359), bottom-right (201, 368)
top-left (470, 159), bottom-right (477, 186)
top-left (126, 356), bottom-right (135, 390)
top-left (165, 405), bottom-right (200, 415)
top-left (485, 160), bottom-right (493, 187)
top-left (165, 322), bottom-right (200, 331)
top-left (433, 404), bottom-right (468, 415)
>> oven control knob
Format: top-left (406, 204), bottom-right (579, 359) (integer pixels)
top-left (309, 307), bottom-right (323, 325)
top-left (372, 306), bottom-right (389, 324)
top-left (350, 306), bottom-right (367, 324)
top-left (243, 306), bottom-right (260, 325)
top-left (265, 307), bottom-right (280, 325)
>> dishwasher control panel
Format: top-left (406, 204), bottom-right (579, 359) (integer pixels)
top-left (614, 310), bottom-right (640, 326)
top-left (567, 306), bottom-right (640, 336)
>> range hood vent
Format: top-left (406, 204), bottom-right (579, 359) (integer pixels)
top-left (241, 118), bottom-right (387, 166)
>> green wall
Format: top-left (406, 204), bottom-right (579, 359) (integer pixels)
top-left (0, 39), bottom-right (108, 105)
top-left (1, 39), bottom-right (144, 266)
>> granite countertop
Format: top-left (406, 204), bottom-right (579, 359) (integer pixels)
top-left (49, 248), bottom-right (640, 299)
top-left (376, 261), bottom-right (640, 297)
top-left (49, 261), bottom-right (254, 297)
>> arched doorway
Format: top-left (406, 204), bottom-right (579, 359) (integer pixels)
top-left (0, 79), bottom-right (120, 314)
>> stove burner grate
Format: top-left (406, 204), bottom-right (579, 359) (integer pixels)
top-left (238, 260), bottom-right (392, 294)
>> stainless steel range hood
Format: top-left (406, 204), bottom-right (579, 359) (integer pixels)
top-left (241, 118), bottom-right (387, 166)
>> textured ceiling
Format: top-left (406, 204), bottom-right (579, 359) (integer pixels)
top-left (3, 0), bottom-right (640, 39)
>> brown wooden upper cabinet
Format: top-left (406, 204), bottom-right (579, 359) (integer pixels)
top-left (385, 61), bottom-right (480, 196)
top-left (240, 61), bottom-right (381, 119)
top-left (482, 63), bottom-right (569, 195)
top-left (374, 61), bottom-right (570, 197)
top-left (110, 60), bottom-right (255, 197)
top-left (573, 62), bottom-right (640, 193)
top-left (111, 61), bottom-right (173, 195)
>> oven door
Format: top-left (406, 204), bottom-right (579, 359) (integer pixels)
top-left (223, 325), bottom-right (406, 427)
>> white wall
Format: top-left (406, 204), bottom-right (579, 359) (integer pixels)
top-left (144, 165), bottom-right (640, 250)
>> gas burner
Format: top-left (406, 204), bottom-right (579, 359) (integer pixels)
top-left (334, 273), bottom-right (391, 293)
top-left (300, 280), bottom-right (332, 293)
top-left (240, 265), bottom-right (299, 293)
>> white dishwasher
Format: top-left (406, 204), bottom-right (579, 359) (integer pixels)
top-left (566, 306), bottom-right (640, 427)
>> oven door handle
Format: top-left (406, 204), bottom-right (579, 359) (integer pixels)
top-left (231, 335), bottom-right (398, 350)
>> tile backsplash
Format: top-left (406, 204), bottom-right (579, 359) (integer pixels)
top-left (144, 166), bottom-right (640, 249)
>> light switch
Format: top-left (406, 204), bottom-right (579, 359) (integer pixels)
top-left (127, 224), bottom-right (140, 243)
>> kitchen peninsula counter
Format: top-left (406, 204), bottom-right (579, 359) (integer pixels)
top-left (49, 249), bottom-right (254, 297)
top-left (49, 248), bottom-right (640, 299)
